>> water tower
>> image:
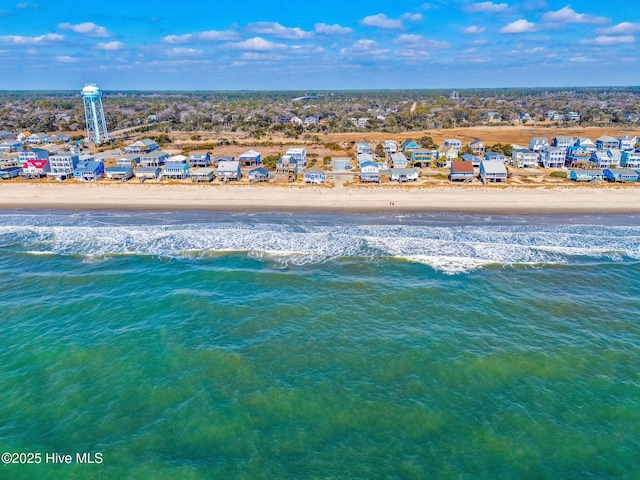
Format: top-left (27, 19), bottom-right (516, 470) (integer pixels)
top-left (81, 84), bottom-right (109, 144)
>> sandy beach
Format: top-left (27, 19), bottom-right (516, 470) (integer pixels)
top-left (1, 183), bottom-right (640, 214)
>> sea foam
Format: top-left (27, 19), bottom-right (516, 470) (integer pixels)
top-left (0, 213), bottom-right (639, 274)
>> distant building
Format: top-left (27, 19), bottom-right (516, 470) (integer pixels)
top-left (74, 160), bottom-right (104, 181)
top-left (304, 168), bottom-right (326, 184)
top-left (140, 150), bottom-right (169, 167)
top-left (188, 151), bottom-right (211, 167)
top-left (618, 135), bottom-right (637, 151)
top-left (285, 148), bottom-right (307, 167)
top-left (383, 140), bottom-right (397, 154)
top-left (238, 149), bottom-right (261, 166)
top-left (590, 149), bottom-right (622, 168)
top-left (529, 137), bottom-right (548, 152)
top-left (444, 139), bottom-right (462, 151)
top-left (401, 139), bottom-right (420, 153)
top-left (621, 150), bottom-right (640, 168)
top-left (356, 142), bottom-right (373, 155)
top-left (450, 161), bottom-right (474, 182)
top-left (468, 138), bottom-right (485, 155)
top-left (48, 153), bottom-right (79, 180)
top-left (217, 161), bottom-right (242, 181)
top-left (124, 139), bottom-right (159, 154)
top-left (596, 136), bottom-right (619, 151)
top-left (540, 146), bottom-right (566, 168)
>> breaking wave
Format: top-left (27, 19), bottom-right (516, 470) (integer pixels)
top-left (0, 212), bottom-right (639, 274)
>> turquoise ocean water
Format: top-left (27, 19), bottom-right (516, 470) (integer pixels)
top-left (0, 210), bottom-right (639, 479)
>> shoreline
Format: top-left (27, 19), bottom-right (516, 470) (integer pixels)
top-left (1, 183), bottom-right (640, 215)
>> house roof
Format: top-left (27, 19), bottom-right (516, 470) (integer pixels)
top-left (451, 161), bottom-right (474, 173)
top-left (390, 152), bottom-right (408, 161)
top-left (218, 161), bottom-right (240, 170)
top-left (240, 149), bottom-right (261, 158)
top-left (142, 150), bottom-right (168, 159)
top-left (249, 167), bottom-right (269, 175)
top-left (597, 135), bottom-right (618, 142)
top-left (191, 168), bottom-right (216, 175)
top-left (554, 136), bottom-right (573, 142)
top-left (76, 161), bottom-right (102, 170)
top-left (390, 168), bottom-right (417, 174)
top-left (481, 160), bottom-right (507, 174)
top-left (305, 168), bottom-right (325, 175)
top-left (24, 159), bottom-right (48, 168)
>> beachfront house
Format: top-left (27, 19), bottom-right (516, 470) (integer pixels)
top-left (140, 150), bottom-right (169, 167)
top-left (436, 146), bottom-right (457, 167)
top-left (569, 169), bottom-right (604, 182)
top-left (106, 166), bottom-right (134, 182)
top-left (450, 160), bottom-right (475, 182)
top-left (304, 168), bottom-right (326, 184)
top-left (480, 160), bottom-right (507, 183)
top-left (566, 145), bottom-right (591, 167)
top-left (19, 148), bottom-right (49, 163)
top-left (390, 167), bottom-right (418, 183)
top-left (0, 141), bottom-right (22, 153)
top-left (285, 148), bottom-right (307, 167)
top-left (621, 150), bottom-right (640, 168)
top-left (401, 139), bottom-right (420, 153)
top-left (356, 142), bottom-right (373, 155)
top-left (190, 168), bottom-right (216, 183)
top-left (357, 153), bottom-right (374, 168)
top-left (412, 149), bottom-right (436, 167)
top-left (124, 139), bottom-right (159, 154)
top-left (511, 148), bottom-right (539, 168)
top-left (461, 153), bottom-right (482, 167)
top-left (135, 167), bottom-right (162, 182)
top-left (238, 149), bottom-right (261, 166)
top-left (217, 161), bottom-right (242, 182)
top-left (163, 161), bottom-right (190, 179)
top-left (596, 136), bottom-right (619, 151)
top-left (74, 161), bottom-right (104, 181)
top-left (604, 168), bottom-right (639, 183)
top-left (590, 149), bottom-right (622, 168)
top-left (574, 137), bottom-right (596, 153)
top-left (444, 139), bottom-right (462, 152)
top-left (540, 147), bottom-right (566, 168)
top-left (529, 137), bottom-right (549, 152)
top-left (47, 153), bottom-right (79, 180)
top-left (22, 159), bottom-right (50, 178)
top-left (552, 136), bottom-right (574, 149)
top-left (188, 151), bottom-right (211, 167)
top-left (276, 157), bottom-right (299, 182)
top-left (0, 153), bottom-right (20, 169)
top-left (116, 154), bottom-right (140, 168)
top-left (484, 151), bottom-right (506, 163)
top-left (390, 152), bottom-right (409, 169)
top-left (618, 135), bottom-right (637, 151)
top-left (383, 140), bottom-right (397, 155)
top-left (360, 161), bottom-right (380, 183)
top-left (468, 138), bottom-right (485, 155)
top-left (248, 167), bottom-right (270, 183)
top-left (0, 166), bottom-right (22, 179)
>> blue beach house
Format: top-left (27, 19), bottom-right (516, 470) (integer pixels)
top-left (74, 161), bottom-right (104, 181)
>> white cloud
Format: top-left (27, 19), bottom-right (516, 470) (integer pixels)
top-left (464, 2), bottom-right (508, 13)
top-left (162, 30), bottom-right (238, 43)
top-left (397, 48), bottom-right (430, 59)
top-left (600, 22), bottom-right (640, 35)
top-left (569, 56), bottom-right (593, 63)
top-left (394, 34), bottom-right (449, 48)
top-left (16, 2), bottom-right (38, 8)
top-left (361, 14), bottom-right (403, 29)
top-left (402, 13), bottom-right (423, 22)
top-left (228, 37), bottom-right (287, 51)
top-left (583, 35), bottom-right (635, 46)
top-left (541, 6), bottom-right (609, 25)
top-left (97, 41), bottom-right (123, 51)
top-left (500, 19), bottom-right (536, 33)
top-left (248, 22), bottom-right (312, 39)
top-left (0, 33), bottom-right (64, 45)
top-left (167, 47), bottom-right (202, 56)
top-left (59, 22), bottom-right (109, 38)
top-left (314, 23), bottom-right (352, 35)
top-left (55, 55), bottom-right (78, 63)
top-left (463, 25), bottom-right (486, 34)
top-left (340, 39), bottom-right (389, 55)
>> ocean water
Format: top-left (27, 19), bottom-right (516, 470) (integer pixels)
top-left (0, 210), bottom-right (639, 479)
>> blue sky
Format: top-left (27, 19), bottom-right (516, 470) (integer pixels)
top-left (0, 0), bottom-right (638, 90)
